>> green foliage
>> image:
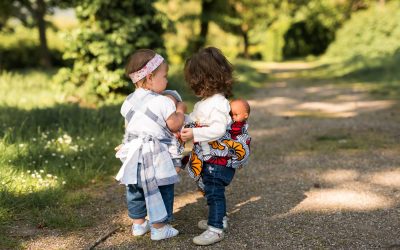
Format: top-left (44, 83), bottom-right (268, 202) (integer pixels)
top-left (318, 1), bottom-right (400, 98)
top-left (56, 0), bottom-right (168, 99)
top-left (325, 2), bottom-right (400, 64)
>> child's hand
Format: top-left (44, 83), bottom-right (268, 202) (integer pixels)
top-left (173, 131), bottom-right (181, 139)
top-left (114, 144), bottom-right (123, 152)
top-left (175, 167), bottom-right (182, 174)
top-left (180, 128), bottom-right (194, 142)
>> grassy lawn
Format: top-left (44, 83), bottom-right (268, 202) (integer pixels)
top-left (0, 61), bottom-right (268, 248)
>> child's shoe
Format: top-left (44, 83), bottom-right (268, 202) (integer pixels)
top-left (150, 224), bottom-right (179, 241)
top-left (198, 216), bottom-right (228, 230)
top-left (132, 220), bottom-right (150, 236)
top-left (193, 226), bottom-right (224, 246)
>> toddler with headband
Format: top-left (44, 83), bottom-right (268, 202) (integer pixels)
top-left (115, 49), bottom-right (187, 241)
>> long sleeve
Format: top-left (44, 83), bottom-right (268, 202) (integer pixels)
top-left (189, 94), bottom-right (231, 143)
top-left (192, 107), bottom-right (230, 142)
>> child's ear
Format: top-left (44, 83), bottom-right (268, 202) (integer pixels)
top-left (146, 73), bottom-right (153, 83)
top-left (244, 113), bottom-right (249, 119)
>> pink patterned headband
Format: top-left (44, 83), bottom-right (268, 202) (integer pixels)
top-left (129, 54), bottom-right (164, 83)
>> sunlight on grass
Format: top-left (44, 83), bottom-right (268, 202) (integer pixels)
top-left (0, 70), bottom-right (66, 109)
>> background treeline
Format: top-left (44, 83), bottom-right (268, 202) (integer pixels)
top-left (0, 0), bottom-right (398, 98)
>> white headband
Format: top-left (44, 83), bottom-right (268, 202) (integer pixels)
top-left (129, 54), bottom-right (164, 83)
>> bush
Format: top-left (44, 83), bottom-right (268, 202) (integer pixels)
top-left (324, 2), bottom-right (400, 65)
top-left (56, 0), bottom-right (168, 99)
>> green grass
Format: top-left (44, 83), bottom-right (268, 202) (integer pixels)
top-left (0, 60), bottom-right (268, 247)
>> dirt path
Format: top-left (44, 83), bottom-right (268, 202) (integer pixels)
top-left (25, 62), bottom-right (400, 249)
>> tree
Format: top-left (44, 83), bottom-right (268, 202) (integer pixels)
top-left (1, 0), bottom-right (71, 68)
top-left (184, 0), bottom-right (226, 56)
top-left (57, 0), bottom-right (167, 99)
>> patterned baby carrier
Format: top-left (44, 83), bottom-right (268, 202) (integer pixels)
top-left (184, 121), bottom-right (251, 191)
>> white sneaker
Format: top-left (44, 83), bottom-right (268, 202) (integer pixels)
top-left (132, 220), bottom-right (150, 236)
top-left (198, 216), bottom-right (228, 230)
top-left (193, 227), bottom-right (224, 246)
top-left (150, 224), bottom-right (179, 241)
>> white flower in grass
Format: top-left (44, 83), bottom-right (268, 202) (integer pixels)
top-left (27, 170), bottom-right (31, 173)
top-left (45, 160), bottom-right (48, 164)
top-left (33, 161), bottom-right (36, 164)
top-left (57, 148), bottom-right (61, 152)
top-left (91, 137), bottom-right (95, 141)
top-left (52, 153), bottom-right (56, 156)
top-left (106, 141), bottom-right (110, 145)
top-left (32, 138), bottom-right (37, 141)
top-left (60, 155), bottom-right (65, 159)
top-left (70, 145), bottom-right (78, 152)
top-left (46, 174), bottom-right (52, 178)
top-left (63, 134), bottom-right (72, 144)
top-left (39, 155), bottom-right (42, 158)
top-left (62, 181), bottom-right (66, 185)
top-left (8, 160), bottom-right (11, 163)
top-left (19, 144), bottom-right (24, 148)
top-left (39, 169), bottom-right (44, 173)
top-left (2, 182), bottom-right (5, 185)
top-left (102, 156), bottom-right (106, 159)
top-left (65, 163), bottom-right (68, 166)
top-left (31, 174), bottom-right (35, 178)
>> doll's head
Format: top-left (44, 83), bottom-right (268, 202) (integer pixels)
top-left (230, 99), bottom-right (250, 122)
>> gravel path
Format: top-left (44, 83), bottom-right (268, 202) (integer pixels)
top-left (26, 62), bottom-right (400, 249)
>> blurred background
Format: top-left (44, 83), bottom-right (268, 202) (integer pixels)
top-left (0, 0), bottom-right (399, 248)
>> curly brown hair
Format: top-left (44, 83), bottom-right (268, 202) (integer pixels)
top-left (184, 47), bottom-right (233, 98)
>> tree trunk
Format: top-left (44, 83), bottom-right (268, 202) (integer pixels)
top-left (186, 0), bottom-right (212, 55)
top-left (242, 31), bottom-right (249, 58)
top-left (36, 0), bottom-right (51, 68)
top-left (193, 19), bottom-right (209, 52)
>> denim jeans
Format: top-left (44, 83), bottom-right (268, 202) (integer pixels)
top-left (126, 163), bottom-right (174, 223)
top-left (202, 163), bottom-right (235, 229)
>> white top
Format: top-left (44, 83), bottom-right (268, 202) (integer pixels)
top-left (188, 93), bottom-right (231, 155)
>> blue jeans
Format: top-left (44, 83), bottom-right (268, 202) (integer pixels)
top-left (202, 163), bottom-right (235, 229)
top-left (126, 164), bottom-right (174, 223)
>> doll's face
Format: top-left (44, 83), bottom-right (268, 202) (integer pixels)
top-left (230, 101), bottom-right (249, 122)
